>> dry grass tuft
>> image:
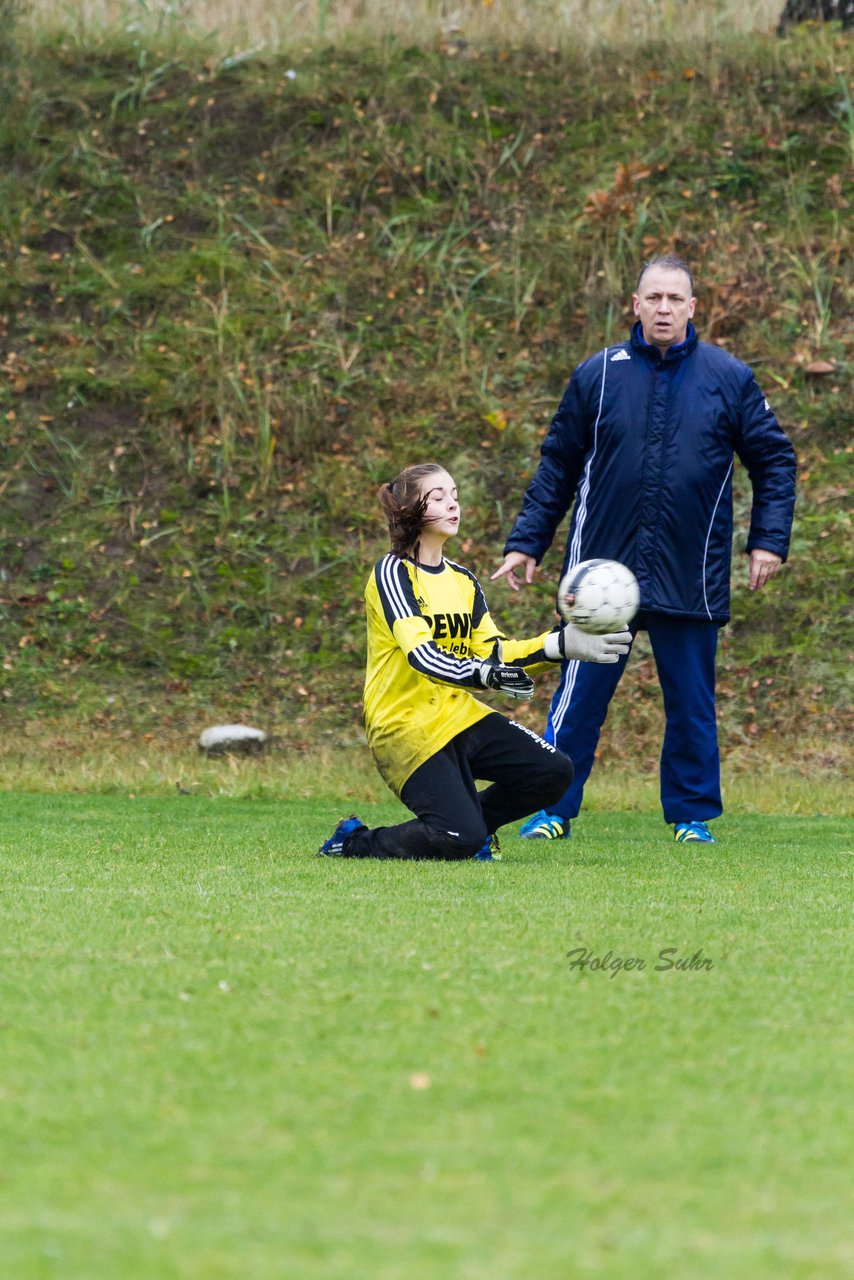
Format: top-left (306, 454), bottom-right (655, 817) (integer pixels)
top-left (1, 726), bottom-right (849, 814)
top-left (24, 0), bottom-right (785, 51)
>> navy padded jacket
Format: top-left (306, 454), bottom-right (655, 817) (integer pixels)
top-left (504, 323), bottom-right (797, 624)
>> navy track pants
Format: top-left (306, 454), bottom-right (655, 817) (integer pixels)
top-left (545, 612), bottom-right (723, 825)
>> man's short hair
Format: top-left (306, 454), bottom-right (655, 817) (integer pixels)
top-left (636, 256), bottom-right (694, 295)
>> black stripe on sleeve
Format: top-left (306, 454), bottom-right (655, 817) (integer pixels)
top-left (408, 640), bottom-right (479, 686)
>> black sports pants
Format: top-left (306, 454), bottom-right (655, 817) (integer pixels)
top-left (344, 713), bottom-right (573, 860)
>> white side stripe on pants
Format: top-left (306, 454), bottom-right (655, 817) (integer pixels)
top-left (550, 658), bottom-right (581, 739)
top-left (553, 349), bottom-right (610, 737)
top-left (567, 348), bottom-right (609, 571)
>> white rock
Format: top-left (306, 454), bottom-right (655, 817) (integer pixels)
top-left (198, 724), bottom-right (267, 756)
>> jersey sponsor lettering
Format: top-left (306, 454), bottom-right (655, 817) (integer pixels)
top-left (422, 612), bottom-right (472, 641)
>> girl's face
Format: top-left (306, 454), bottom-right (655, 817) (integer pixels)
top-left (419, 469), bottom-right (460, 542)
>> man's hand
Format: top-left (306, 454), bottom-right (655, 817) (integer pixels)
top-left (544, 623), bottom-right (633, 665)
top-left (490, 552), bottom-right (537, 593)
top-left (749, 548), bottom-right (783, 591)
top-left (476, 640), bottom-right (535, 700)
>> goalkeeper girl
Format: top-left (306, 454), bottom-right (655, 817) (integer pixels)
top-left (318, 463), bottom-right (631, 860)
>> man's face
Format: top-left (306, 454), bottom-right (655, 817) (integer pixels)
top-left (632, 267), bottom-right (696, 351)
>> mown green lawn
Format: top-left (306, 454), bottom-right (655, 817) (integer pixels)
top-left (1, 793), bottom-right (851, 1279)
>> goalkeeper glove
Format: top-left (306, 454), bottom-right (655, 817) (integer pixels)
top-left (476, 640), bottom-right (535, 700)
top-left (544, 623), bottom-right (632, 664)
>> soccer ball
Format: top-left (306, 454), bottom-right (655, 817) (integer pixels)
top-left (557, 559), bottom-right (640, 634)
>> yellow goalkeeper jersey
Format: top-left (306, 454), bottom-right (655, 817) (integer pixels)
top-left (363, 553), bottom-right (555, 796)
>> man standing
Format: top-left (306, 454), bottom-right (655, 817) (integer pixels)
top-left (492, 256), bottom-right (797, 844)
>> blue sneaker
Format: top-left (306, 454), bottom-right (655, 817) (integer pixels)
top-left (318, 815), bottom-right (367, 857)
top-left (674, 820), bottom-right (716, 845)
top-left (473, 834), bottom-right (501, 861)
top-left (519, 810), bottom-right (570, 839)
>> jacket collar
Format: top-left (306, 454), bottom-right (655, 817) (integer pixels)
top-left (630, 320), bottom-right (698, 363)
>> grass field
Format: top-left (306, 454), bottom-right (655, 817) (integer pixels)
top-left (2, 789), bottom-right (851, 1279)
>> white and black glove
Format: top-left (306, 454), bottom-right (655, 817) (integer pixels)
top-left (476, 640), bottom-right (535, 701)
top-left (544, 623), bottom-right (632, 665)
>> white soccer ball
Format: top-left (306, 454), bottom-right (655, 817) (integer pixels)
top-left (557, 559), bottom-right (640, 634)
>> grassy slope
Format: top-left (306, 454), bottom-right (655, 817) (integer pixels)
top-left (0, 29), bottom-right (851, 764)
top-left (1, 794), bottom-right (852, 1279)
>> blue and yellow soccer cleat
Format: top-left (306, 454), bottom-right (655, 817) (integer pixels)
top-left (317, 815), bottom-right (367, 857)
top-left (674, 820), bottom-right (716, 845)
top-left (518, 810), bottom-right (570, 840)
top-left (472, 834), bottom-right (502, 861)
